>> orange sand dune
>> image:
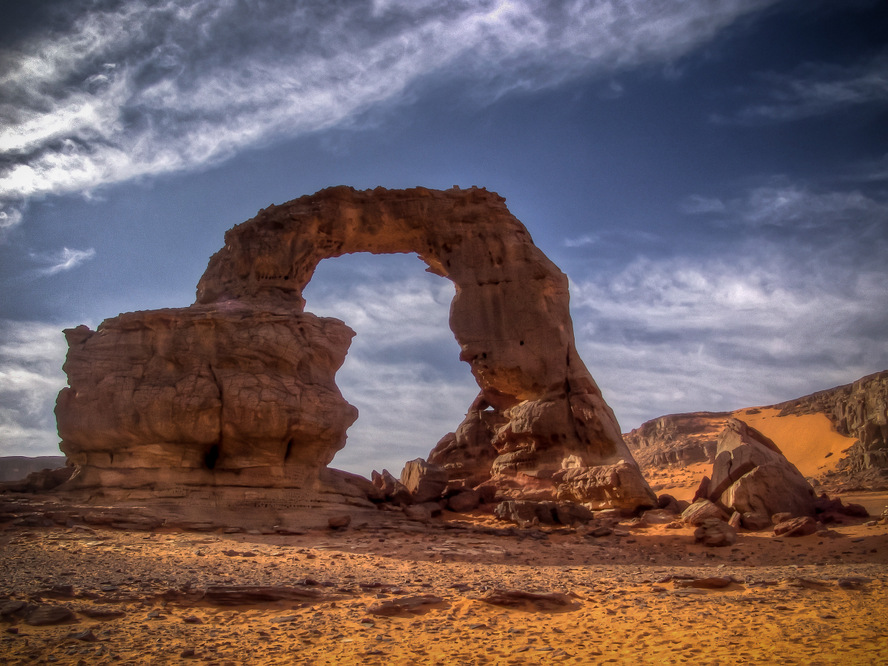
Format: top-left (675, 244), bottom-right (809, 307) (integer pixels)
top-left (733, 407), bottom-right (855, 478)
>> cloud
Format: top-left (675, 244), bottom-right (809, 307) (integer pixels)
top-left (0, 0), bottom-right (777, 228)
top-left (714, 53), bottom-right (888, 124)
top-left (570, 246), bottom-right (888, 431)
top-left (564, 233), bottom-right (599, 248)
top-left (680, 194), bottom-right (726, 215)
top-left (682, 181), bottom-right (888, 229)
top-left (0, 320), bottom-right (69, 457)
top-left (33, 247), bottom-right (97, 276)
top-left (303, 253), bottom-right (478, 475)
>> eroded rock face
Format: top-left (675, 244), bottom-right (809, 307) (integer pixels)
top-left (56, 186), bottom-right (654, 512)
top-left (57, 304), bottom-right (357, 490)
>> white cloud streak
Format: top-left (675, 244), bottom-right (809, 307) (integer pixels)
top-left (716, 53), bottom-right (888, 124)
top-left (34, 247), bottom-right (97, 276)
top-left (682, 182), bottom-right (888, 229)
top-left (0, 0), bottom-right (776, 228)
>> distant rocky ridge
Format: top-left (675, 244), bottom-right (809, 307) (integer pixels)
top-left (0, 457), bottom-right (66, 483)
top-left (624, 370), bottom-right (888, 489)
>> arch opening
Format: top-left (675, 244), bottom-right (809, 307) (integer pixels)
top-left (302, 251), bottom-right (478, 478)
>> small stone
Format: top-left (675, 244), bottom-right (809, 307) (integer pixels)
top-left (26, 605), bottom-right (75, 626)
top-left (70, 629), bottom-right (98, 642)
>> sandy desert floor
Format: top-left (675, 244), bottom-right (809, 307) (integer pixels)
top-left (2, 499), bottom-right (887, 666)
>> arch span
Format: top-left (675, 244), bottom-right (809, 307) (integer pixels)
top-left (57, 186), bottom-right (655, 512)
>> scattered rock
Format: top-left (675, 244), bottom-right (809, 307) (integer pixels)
top-left (25, 605), bottom-right (75, 626)
top-left (554, 502), bottom-right (595, 525)
top-left (839, 503), bottom-right (869, 518)
top-left (694, 519), bottom-right (737, 547)
top-left (69, 628), bottom-right (98, 642)
top-left (708, 419), bottom-right (816, 518)
top-left (642, 508), bottom-right (676, 524)
top-left (740, 512), bottom-right (771, 531)
top-left (478, 589), bottom-right (577, 611)
top-left (201, 586), bottom-right (327, 605)
top-left (675, 577), bottom-right (734, 589)
top-left (773, 516), bottom-right (817, 537)
top-left (367, 595), bottom-right (444, 617)
top-left (403, 505), bottom-right (432, 522)
top-left (371, 470), bottom-right (412, 505)
top-left (681, 499), bottom-right (729, 526)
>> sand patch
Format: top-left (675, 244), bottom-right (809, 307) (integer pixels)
top-left (735, 408), bottom-right (855, 478)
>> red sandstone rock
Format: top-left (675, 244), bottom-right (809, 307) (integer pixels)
top-left (55, 186), bottom-right (655, 515)
top-left (707, 419), bottom-right (816, 519)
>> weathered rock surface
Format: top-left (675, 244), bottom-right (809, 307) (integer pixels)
top-left (400, 458), bottom-right (448, 503)
top-left (681, 499), bottom-right (729, 526)
top-left (623, 412), bottom-right (730, 469)
top-left (53, 186), bottom-right (654, 516)
top-left (773, 516), bottom-right (818, 538)
top-left (707, 419), bottom-right (816, 519)
top-left (57, 305), bottom-right (357, 492)
top-left (694, 519), bottom-right (737, 547)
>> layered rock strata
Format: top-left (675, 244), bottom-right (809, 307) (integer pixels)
top-left (56, 186), bottom-right (655, 513)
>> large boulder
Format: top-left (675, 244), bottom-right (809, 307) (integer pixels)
top-left (707, 419), bottom-right (816, 518)
top-left (400, 459), bottom-right (448, 503)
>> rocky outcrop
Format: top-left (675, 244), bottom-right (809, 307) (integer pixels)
top-left (55, 186), bottom-right (654, 515)
top-left (0, 457), bottom-right (66, 483)
top-left (706, 419), bottom-right (816, 519)
top-left (57, 305), bottom-right (358, 494)
top-left (623, 412), bottom-right (729, 469)
top-left (623, 370), bottom-right (888, 490)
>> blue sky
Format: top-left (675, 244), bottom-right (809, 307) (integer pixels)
top-left (1, 0), bottom-right (886, 476)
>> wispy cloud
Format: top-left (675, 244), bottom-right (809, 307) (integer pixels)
top-left (681, 181), bottom-right (888, 229)
top-left (564, 233), bottom-right (599, 248)
top-left (714, 53), bottom-right (888, 124)
top-left (0, 0), bottom-right (776, 228)
top-left (571, 251), bottom-right (888, 430)
top-left (0, 320), bottom-right (68, 456)
top-left (33, 247), bottom-right (96, 276)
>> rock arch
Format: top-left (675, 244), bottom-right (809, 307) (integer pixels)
top-left (56, 186), bottom-right (655, 512)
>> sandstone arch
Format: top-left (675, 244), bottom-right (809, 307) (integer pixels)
top-left (56, 186), bottom-right (655, 513)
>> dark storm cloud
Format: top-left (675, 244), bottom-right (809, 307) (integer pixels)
top-left (0, 0), bottom-right (778, 229)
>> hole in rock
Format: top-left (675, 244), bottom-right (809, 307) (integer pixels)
top-left (204, 444), bottom-right (221, 470)
top-left (302, 252), bottom-right (478, 479)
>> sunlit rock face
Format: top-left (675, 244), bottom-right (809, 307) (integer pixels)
top-left (57, 186), bottom-right (654, 511)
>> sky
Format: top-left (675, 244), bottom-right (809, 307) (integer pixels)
top-left (1, 0), bottom-right (886, 477)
